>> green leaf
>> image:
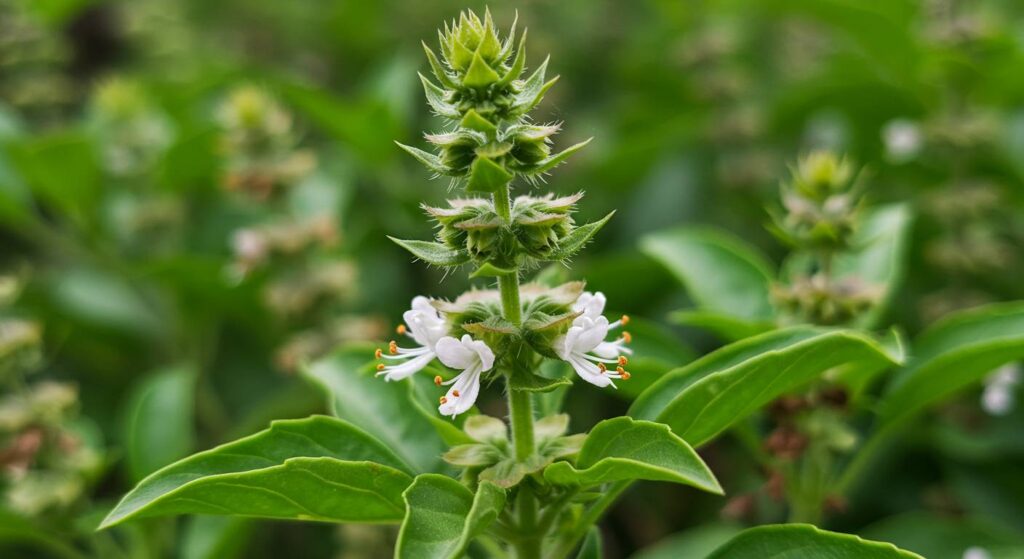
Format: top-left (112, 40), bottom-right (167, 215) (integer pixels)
top-left (497, 30), bottom-right (528, 86)
top-left (630, 327), bottom-right (899, 447)
top-left (4, 131), bottom-right (100, 224)
top-left (631, 523), bottom-right (742, 559)
top-left (388, 237), bottom-right (471, 267)
top-left (100, 416), bottom-right (413, 528)
top-left (421, 42), bottom-right (457, 88)
top-left (641, 227), bottom-right (776, 324)
top-left (418, 73), bottom-right (459, 119)
top-left (180, 516), bottom-right (254, 559)
top-left (396, 142), bottom-right (450, 175)
top-left (668, 310), bottom-right (774, 342)
top-left (706, 524), bottom-right (923, 558)
top-left (861, 511), bottom-right (1024, 559)
top-left (123, 365), bottom-right (196, 482)
top-left (879, 302), bottom-right (1024, 427)
top-left (526, 138), bottom-right (592, 176)
top-left (304, 346), bottom-right (451, 473)
top-left (395, 475), bottom-right (506, 559)
top-left (546, 211), bottom-right (615, 261)
top-left (576, 527), bottom-right (603, 559)
top-left (543, 417), bottom-right (721, 494)
top-left (842, 204), bottom-right (912, 329)
top-left (466, 156), bottom-right (513, 193)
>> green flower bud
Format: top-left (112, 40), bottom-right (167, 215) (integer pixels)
top-left (771, 151), bottom-right (863, 252)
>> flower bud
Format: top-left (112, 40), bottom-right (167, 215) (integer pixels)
top-left (771, 151), bottom-right (862, 252)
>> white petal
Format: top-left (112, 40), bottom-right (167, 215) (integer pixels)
top-left (462, 335), bottom-right (495, 371)
top-left (593, 339), bottom-right (633, 360)
top-left (568, 355), bottom-right (614, 388)
top-left (376, 351), bottom-right (436, 381)
top-left (404, 310), bottom-right (448, 348)
top-left (411, 296), bottom-right (437, 316)
top-left (436, 336), bottom-right (477, 369)
top-left (552, 334), bottom-right (572, 360)
top-left (439, 366), bottom-right (482, 418)
top-left (573, 316), bottom-right (610, 352)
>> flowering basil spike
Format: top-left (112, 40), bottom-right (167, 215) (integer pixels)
top-left (435, 334), bottom-right (496, 418)
top-left (554, 316), bottom-right (631, 388)
top-left (375, 296), bottom-right (448, 381)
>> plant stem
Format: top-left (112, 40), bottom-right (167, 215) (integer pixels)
top-left (546, 481), bottom-right (630, 559)
top-left (494, 181), bottom-right (540, 558)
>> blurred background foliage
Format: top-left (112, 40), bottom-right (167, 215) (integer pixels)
top-left (1, 0), bottom-right (1023, 557)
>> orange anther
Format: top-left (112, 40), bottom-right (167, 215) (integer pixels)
top-left (453, 390), bottom-right (461, 398)
top-left (622, 331), bottom-right (632, 343)
top-left (621, 315), bottom-right (631, 325)
top-left (598, 362), bottom-right (607, 372)
top-left (618, 355), bottom-right (628, 366)
top-left (439, 396), bottom-right (448, 404)
top-left (389, 340), bottom-right (398, 355)
top-left (616, 365), bottom-right (626, 375)
top-left (396, 324), bottom-right (407, 335)
top-left (376, 363), bottom-right (386, 371)
top-left (374, 348), bottom-right (383, 359)
top-left (434, 375), bottom-right (443, 386)
top-left (621, 371), bottom-right (632, 380)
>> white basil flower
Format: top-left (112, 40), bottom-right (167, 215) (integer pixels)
top-left (435, 334), bottom-right (495, 418)
top-left (572, 291), bottom-right (633, 359)
top-left (554, 316), bottom-right (631, 388)
top-left (375, 296), bottom-right (448, 382)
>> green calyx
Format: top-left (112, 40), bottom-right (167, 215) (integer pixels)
top-left (418, 193), bottom-right (608, 269)
top-left (432, 282), bottom-right (584, 361)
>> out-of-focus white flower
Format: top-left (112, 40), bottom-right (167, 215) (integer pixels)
top-left (376, 296), bottom-right (448, 382)
top-left (882, 119), bottom-right (923, 162)
top-left (981, 363), bottom-right (1021, 416)
top-left (436, 334), bottom-right (495, 418)
top-left (963, 546), bottom-right (992, 559)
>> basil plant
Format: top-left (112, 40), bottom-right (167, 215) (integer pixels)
top-left (100, 10), bottom-right (927, 559)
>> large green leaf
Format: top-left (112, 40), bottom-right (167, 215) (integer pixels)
top-left (706, 524), bottom-right (923, 558)
top-left (640, 227), bottom-right (775, 323)
top-left (861, 512), bottom-right (1024, 559)
top-left (304, 345), bottom-right (450, 473)
top-left (395, 475), bottom-right (506, 559)
top-left (630, 523), bottom-right (742, 559)
top-left (100, 416), bottom-right (412, 528)
top-left (669, 310), bottom-right (775, 342)
top-left (879, 302), bottom-right (1024, 427)
top-left (576, 527), bottom-right (603, 559)
top-left (123, 365), bottom-right (196, 482)
top-left (543, 417), bottom-right (721, 494)
top-left (3, 131), bottom-right (100, 225)
top-left (630, 327), bottom-right (899, 447)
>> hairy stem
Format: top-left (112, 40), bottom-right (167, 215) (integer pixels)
top-left (494, 181), bottom-right (541, 558)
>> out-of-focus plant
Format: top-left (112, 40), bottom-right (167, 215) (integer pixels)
top-left (0, 274), bottom-right (103, 520)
